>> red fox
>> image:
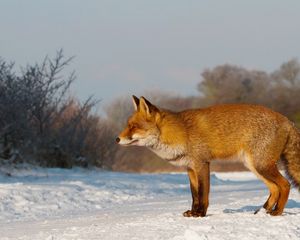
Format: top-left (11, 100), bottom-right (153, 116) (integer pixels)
top-left (116, 95), bottom-right (300, 217)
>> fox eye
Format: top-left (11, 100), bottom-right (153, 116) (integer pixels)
top-left (129, 124), bottom-right (139, 130)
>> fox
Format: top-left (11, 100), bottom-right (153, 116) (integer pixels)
top-left (116, 95), bottom-right (300, 217)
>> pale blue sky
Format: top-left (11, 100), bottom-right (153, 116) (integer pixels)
top-left (0, 0), bottom-right (299, 103)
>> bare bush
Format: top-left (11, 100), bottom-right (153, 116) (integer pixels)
top-left (197, 64), bottom-right (271, 105)
top-left (0, 50), bottom-right (113, 168)
top-left (197, 60), bottom-right (300, 126)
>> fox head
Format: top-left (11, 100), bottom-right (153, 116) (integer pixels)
top-left (116, 95), bottom-right (161, 147)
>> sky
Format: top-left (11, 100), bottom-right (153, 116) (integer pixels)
top-left (0, 0), bottom-right (299, 104)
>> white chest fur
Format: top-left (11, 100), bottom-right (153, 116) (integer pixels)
top-left (149, 143), bottom-right (189, 166)
top-left (167, 157), bottom-right (190, 167)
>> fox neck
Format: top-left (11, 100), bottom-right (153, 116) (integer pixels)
top-left (148, 111), bottom-right (189, 165)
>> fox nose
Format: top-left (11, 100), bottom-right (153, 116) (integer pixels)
top-left (116, 137), bottom-right (120, 143)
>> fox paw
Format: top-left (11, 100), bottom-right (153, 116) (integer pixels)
top-left (183, 210), bottom-right (206, 218)
top-left (267, 209), bottom-right (283, 216)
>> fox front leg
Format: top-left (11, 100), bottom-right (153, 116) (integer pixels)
top-left (183, 163), bottom-right (210, 217)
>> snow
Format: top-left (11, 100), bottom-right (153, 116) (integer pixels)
top-left (1, 166), bottom-right (300, 239)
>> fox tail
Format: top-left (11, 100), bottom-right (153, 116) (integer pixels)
top-left (282, 125), bottom-right (300, 189)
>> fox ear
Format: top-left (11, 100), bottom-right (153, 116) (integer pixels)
top-left (132, 95), bottom-right (139, 111)
top-left (139, 97), bottom-right (151, 115)
top-left (139, 96), bottom-right (158, 116)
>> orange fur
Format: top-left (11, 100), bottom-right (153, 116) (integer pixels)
top-left (117, 96), bottom-right (300, 217)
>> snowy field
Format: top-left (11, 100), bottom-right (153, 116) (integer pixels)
top-left (1, 166), bottom-right (300, 240)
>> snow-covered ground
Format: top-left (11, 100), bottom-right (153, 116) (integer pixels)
top-left (1, 166), bottom-right (300, 240)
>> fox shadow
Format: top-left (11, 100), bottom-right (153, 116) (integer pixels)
top-left (223, 199), bottom-right (300, 214)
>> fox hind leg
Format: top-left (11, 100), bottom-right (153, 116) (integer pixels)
top-left (261, 180), bottom-right (279, 213)
top-left (252, 171), bottom-right (279, 214)
top-left (256, 164), bottom-right (290, 216)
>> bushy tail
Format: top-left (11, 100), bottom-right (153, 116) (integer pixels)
top-left (282, 125), bottom-right (300, 189)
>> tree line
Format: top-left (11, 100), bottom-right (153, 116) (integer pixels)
top-left (1, 51), bottom-right (299, 171)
